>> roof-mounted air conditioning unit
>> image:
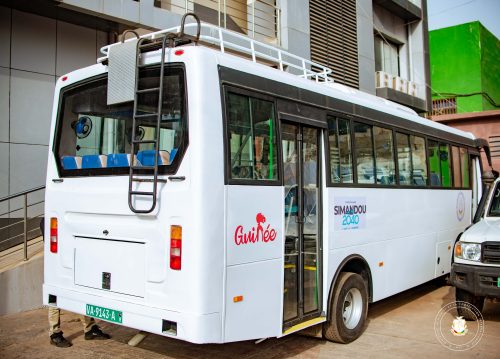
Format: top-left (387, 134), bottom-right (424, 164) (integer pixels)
top-left (375, 71), bottom-right (392, 89)
top-left (393, 76), bottom-right (408, 93)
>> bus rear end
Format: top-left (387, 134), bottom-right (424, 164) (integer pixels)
top-left (42, 46), bottom-right (224, 343)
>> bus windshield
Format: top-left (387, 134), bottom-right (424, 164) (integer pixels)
top-left (488, 181), bottom-right (500, 217)
top-left (54, 65), bottom-right (187, 176)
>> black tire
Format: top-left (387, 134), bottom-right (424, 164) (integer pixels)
top-left (323, 272), bottom-right (368, 343)
top-left (455, 287), bottom-right (484, 321)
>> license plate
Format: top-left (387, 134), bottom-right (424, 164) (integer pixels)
top-left (86, 304), bottom-right (122, 324)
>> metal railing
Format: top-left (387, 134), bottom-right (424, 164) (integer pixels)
top-left (100, 23), bottom-right (333, 83)
top-left (154, 0), bottom-right (280, 45)
top-left (431, 98), bottom-right (457, 116)
top-left (0, 186), bottom-right (45, 261)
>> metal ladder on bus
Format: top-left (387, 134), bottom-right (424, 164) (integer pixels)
top-left (127, 13), bottom-right (200, 214)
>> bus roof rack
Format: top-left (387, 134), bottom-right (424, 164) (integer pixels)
top-left (99, 22), bottom-right (334, 84)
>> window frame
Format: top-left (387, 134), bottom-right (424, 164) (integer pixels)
top-left (374, 34), bottom-right (401, 77)
top-left (326, 115), bottom-right (355, 185)
top-left (223, 85), bottom-right (282, 186)
top-left (53, 64), bottom-right (189, 178)
top-left (324, 114), bottom-right (475, 190)
top-left (461, 147), bottom-right (471, 189)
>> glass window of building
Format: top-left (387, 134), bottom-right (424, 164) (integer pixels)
top-left (374, 35), bottom-right (400, 76)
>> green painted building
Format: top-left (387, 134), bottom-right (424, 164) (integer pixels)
top-left (429, 21), bottom-right (500, 113)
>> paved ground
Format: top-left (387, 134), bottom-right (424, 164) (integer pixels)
top-left (1, 280), bottom-right (499, 359)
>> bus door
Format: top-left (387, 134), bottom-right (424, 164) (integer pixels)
top-left (282, 121), bottom-right (322, 328)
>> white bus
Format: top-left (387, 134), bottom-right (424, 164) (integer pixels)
top-left (43, 16), bottom-right (491, 344)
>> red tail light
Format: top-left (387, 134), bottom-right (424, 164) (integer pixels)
top-left (50, 218), bottom-right (58, 253)
top-left (170, 225), bottom-right (182, 270)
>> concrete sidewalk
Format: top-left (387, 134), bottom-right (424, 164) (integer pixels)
top-left (0, 281), bottom-right (499, 358)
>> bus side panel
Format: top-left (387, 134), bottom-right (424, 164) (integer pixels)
top-left (224, 185), bottom-right (283, 342)
top-left (327, 188), bottom-right (471, 302)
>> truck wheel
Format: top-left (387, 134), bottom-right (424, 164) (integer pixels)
top-left (455, 287), bottom-right (484, 321)
top-left (323, 272), bottom-right (368, 343)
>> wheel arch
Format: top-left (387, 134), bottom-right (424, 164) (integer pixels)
top-left (328, 254), bottom-right (373, 309)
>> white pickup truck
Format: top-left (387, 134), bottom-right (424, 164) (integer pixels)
top-left (451, 176), bottom-right (500, 319)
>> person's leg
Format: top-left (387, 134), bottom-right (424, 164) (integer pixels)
top-left (80, 315), bottom-right (96, 334)
top-left (48, 307), bottom-right (61, 336)
top-left (80, 316), bottom-right (111, 340)
top-left (48, 307), bottom-right (72, 347)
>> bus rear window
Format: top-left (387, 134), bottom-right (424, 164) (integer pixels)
top-left (54, 66), bottom-right (187, 176)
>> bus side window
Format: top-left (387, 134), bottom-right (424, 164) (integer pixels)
top-left (411, 135), bottom-right (427, 186)
top-left (460, 147), bottom-right (470, 188)
top-left (373, 126), bottom-right (395, 185)
top-left (226, 92), bottom-right (278, 181)
top-left (452, 146), bottom-right (461, 188)
top-left (354, 122), bottom-right (375, 184)
top-left (440, 143), bottom-right (452, 188)
top-left (327, 117), bottom-right (353, 184)
top-left (396, 133), bottom-right (412, 185)
top-left (428, 140), bottom-right (441, 186)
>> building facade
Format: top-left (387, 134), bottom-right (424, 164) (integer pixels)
top-left (0, 0), bottom-right (432, 203)
top-left (429, 22), bottom-right (500, 170)
top-left (309, 0), bottom-right (431, 113)
top-left (430, 21), bottom-right (499, 115)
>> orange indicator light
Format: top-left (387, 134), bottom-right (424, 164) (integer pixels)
top-left (233, 296), bottom-right (243, 303)
top-left (378, 261), bottom-right (384, 267)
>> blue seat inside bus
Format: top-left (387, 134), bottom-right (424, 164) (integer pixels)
top-left (62, 156), bottom-right (79, 170)
top-left (82, 155), bottom-right (104, 169)
top-left (107, 153), bottom-right (129, 168)
top-left (169, 148), bottom-right (178, 163)
top-left (137, 150), bottom-right (170, 166)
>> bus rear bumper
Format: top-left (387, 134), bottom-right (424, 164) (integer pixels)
top-left (42, 284), bottom-right (222, 344)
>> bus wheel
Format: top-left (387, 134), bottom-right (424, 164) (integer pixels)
top-left (455, 288), bottom-right (484, 321)
top-left (323, 272), bottom-right (368, 343)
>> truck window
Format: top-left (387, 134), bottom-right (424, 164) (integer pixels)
top-left (488, 182), bottom-right (500, 216)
